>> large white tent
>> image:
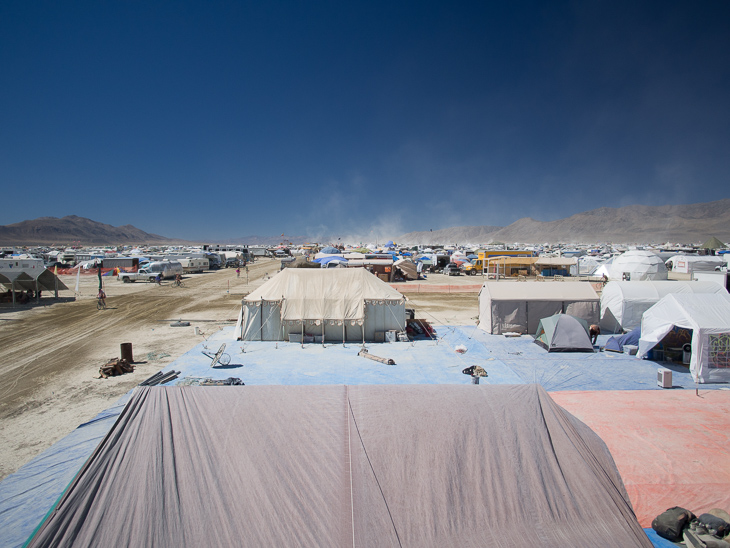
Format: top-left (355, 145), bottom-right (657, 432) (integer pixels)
top-left (478, 281), bottom-right (599, 335)
top-left (638, 293), bottom-right (730, 383)
top-left (608, 250), bottom-right (668, 281)
top-left (236, 268), bottom-right (406, 342)
top-left (599, 280), bottom-right (727, 333)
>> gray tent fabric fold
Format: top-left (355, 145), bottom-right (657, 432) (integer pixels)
top-left (28, 385), bottom-right (651, 547)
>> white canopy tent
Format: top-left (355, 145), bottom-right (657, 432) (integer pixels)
top-left (236, 268), bottom-right (406, 342)
top-left (638, 293), bottom-right (730, 383)
top-left (599, 281), bottom-right (727, 333)
top-left (608, 250), bottom-right (668, 281)
top-left (478, 281), bottom-right (599, 335)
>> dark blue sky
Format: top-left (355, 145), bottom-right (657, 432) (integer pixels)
top-left (2, 1), bottom-right (729, 241)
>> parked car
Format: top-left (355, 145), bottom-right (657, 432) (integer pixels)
top-left (443, 263), bottom-right (462, 276)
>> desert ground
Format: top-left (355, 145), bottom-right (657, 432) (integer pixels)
top-left (0, 260), bottom-right (480, 481)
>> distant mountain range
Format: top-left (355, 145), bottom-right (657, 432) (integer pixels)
top-left (2, 199), bottom-right (729, 246)
top-left (399, 199), bottom-right (730, 245)
top-left (0, 216), bottom-right (181, 246)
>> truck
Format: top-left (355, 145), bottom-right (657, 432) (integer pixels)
top-left (117, 261), bottom-right (183, 283)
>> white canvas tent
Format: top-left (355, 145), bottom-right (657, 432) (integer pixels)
top-left (599, 281), bottom-right (727, 333)
top-left (638, 293), bottom-right (730, 383)
top-left (478, 281), bottom-right (599, 335)
top-left (236, 268), bottom-right (406, 342)
top-left (608, 250), bottom-right (668, 281)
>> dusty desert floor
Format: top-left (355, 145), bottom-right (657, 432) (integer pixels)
top-left (0, 260), bottom-right (479, 480)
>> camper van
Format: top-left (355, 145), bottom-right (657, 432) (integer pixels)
top-left (178, 258), bottom-right (209, 273)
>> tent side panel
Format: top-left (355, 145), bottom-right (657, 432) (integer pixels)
top-left (493, 300), bottom-right (527, 334)
top-left (527, 301), bottom-right (563, 335)
top-left (564, 301), bottom-right (599, 326)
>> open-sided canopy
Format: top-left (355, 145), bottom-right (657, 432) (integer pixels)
top-left (600, 280), bottom-right (726, 333)
top-left (27, 385), bottom-right (651, 548)
top-left (638, 293), bottom-right (730, 383)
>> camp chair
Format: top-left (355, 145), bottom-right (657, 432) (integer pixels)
top-left (202, 343), bottom-right (231, 367)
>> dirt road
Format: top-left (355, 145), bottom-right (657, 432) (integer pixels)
top-left (0, 259), bottom-right (277, 480)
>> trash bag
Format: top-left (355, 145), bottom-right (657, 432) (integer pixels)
top-left (462, 365), bottom-right (488, 377)
top-left (652, 507), bottom-right (696, 542)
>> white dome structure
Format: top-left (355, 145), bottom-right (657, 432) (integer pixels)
top-left (608, 250), bottom-right (668, 281)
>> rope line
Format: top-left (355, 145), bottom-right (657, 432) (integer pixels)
top-left (347, 394), bottom-right (403, 548)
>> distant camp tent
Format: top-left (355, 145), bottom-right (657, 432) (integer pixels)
top-left (599, 280), bottom-right (727, 333)
top-left (478, 281), bottom-right (599, 335)
top-left (235, 268), bottom-right (405, 342)
top-left (608, 250), bottom-right (668, 281)
top-left (534, 314), bottom-right (594, 352)
top-left (701, 236), bottom-right (726, 250)
top-left (666, 254), bottom-right (725, 274)
top-left (604, 326), bottom-right (641, 353)
top-left (638, 293), bottom-right (730, 383)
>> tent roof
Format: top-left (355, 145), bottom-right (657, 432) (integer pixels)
top-left (535, 257), bottom-right (578, 266)
top-left (645, 293), bottom-right (730, 331)
top-left (701, 236), bottom-right (726, 250)
top-left (27, 384), bottom-right (651, 548)
top-left (480, 281), bottom-right (598, 301)
top-left (243, 268), bottom-right (404, 321)
top-left (602, 280), bottom-right (726, 302)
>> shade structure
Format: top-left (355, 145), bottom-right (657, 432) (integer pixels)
top-left (638, 292), bottom-right (730, 383)
top-left (27, 384), bottom-right (651, 548)
top-left (534, 313), bottom-right (594, 352)
top-left (235, 268), bottom-right (405, 341)
top-left (599, 280), bottom-right (727, 333)
top-left (478, 281), bottom-right (599, 335)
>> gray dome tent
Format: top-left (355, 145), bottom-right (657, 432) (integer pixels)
top-left (534, 313), bottom-right (594, 352)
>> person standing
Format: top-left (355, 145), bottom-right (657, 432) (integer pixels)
top-left (236, 267), bottom-right (241, 278)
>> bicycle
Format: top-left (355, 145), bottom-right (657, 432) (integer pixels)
top-left (171, 279), bottom-right (185, 287)
top-left (97, 297), bottom-right (107, 310)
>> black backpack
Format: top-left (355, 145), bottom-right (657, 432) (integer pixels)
top-left (652, 507), bottom-right (696, 542)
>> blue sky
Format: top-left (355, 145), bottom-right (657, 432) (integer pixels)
top-left (1, 1), bottom-right (729, 241)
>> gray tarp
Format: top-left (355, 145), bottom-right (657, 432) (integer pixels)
top-left (28, 384), bottom-right (651, 547)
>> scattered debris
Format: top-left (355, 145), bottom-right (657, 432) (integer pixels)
top-left (202, 343), bottom-right (231, 367)
top-left (358, 348), bottom-right (396, 365)
top-left (462, 365), bottom-right (488, 377)
top-left (200, 377), bottom-right (245, 386)
top-left (99, 358), bottom-right (134, 378)
top-left (139, 370), bottom-right (180, 386)
top-left (146, 351), bottom-right (171, 362)
top-left (455, 345), bottom-right (468, 354)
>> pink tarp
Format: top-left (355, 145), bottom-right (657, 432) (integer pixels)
top-left (29, 385), bottom-right (650, 547)
top-left (552, 389), bottom-right (730, 527)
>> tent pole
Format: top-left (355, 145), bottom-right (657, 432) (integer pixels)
top-left (11, 279), bottom-right (16, 308)
top-left (35, 278), bottom-right (39, 304)
top-left (301, 320), bottom-right (304, 349)
top-left (342, 320), bottom-right (345, 347)
top-left (322, 320), bottom-right (325, 346)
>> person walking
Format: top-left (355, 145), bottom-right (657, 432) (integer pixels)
top-left (236, 267), bottom-right (241, 278)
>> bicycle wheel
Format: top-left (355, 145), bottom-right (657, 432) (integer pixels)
top-left (97, 300), bottom-right (103, 310)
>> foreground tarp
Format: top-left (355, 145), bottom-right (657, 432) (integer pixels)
top-left (28, 385), bottom-right (651, 548)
